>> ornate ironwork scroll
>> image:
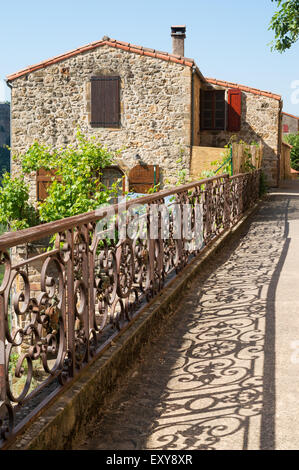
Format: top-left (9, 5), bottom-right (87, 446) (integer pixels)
top-left (0, 170), bottom-right (260, 446)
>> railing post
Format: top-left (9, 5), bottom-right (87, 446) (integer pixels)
top-left (224, 174), bottom-right (231, 229)
top-left (81, 224), bottom-right (90, 362)
top-left (204, 181), bottom-right (213, 245)
top-left (0, 293), bottom-right (6, 402)
top-left (66, 228), bottom-right (75, 378)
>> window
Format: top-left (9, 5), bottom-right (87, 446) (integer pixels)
top-left (200, 88), bottom-right (242, 132)
top-left (90, 76), bottom-right (120, 128)
top-left (200, 90), bottom-right (225, 130)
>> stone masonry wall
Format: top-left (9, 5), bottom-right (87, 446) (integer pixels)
top-left (200, 88), bottom-right (281, 187)
top-left (10, 45), bottom-right (192, 201)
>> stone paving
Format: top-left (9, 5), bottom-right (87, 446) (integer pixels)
top-left (76, 182), bottom-right (299, 450)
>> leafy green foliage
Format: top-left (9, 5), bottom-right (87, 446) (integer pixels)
top-left (284, 133), bottom-right (299, 170)
top-left (147, 182), bottom-right (161, 193)
top-left (259, 171), bottom-right (268, 196)
top-left (269, 0), bottom-right (299, 52)
top-left (0, 172), bottom-right (37, 231)
top-left (241, 140), bottom-right (259, 172)
top-left (19, 130), bottom-right (121, 222)
top-left (0, 146), bottom-right (10, 176)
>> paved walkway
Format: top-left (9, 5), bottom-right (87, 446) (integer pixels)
top-left (77, 181), bottom-right (299, 450)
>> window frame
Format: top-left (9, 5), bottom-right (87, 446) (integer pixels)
top-left (90, 75), bottom-right (121, 129)
top-left (200, 89), bottom-right (226, 131)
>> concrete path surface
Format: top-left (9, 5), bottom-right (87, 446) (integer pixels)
top-left (76, 181), bottom-right (299, 450)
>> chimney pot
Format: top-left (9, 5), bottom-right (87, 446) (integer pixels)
top-left (171, 25), bottom-right (186, 57)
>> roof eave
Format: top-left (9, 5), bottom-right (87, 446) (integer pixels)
top-left (6, 38), bottom-right (197, 82)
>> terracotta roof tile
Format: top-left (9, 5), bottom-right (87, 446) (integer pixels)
top-left (282, 111), bottom-right (299, 120)
top-left (6, 36), bottom-right (280, 105)
top-left (129, 43), bottom-right (143, 50)
top-left (205, 77), bottom-right (281, 101)
top-left (7, 38), bottom-right (195, 81)
top-left (130, 47), bottom-right (144, 55)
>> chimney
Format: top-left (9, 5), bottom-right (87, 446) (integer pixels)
top-left (171, 25), bottom-right (186, 57)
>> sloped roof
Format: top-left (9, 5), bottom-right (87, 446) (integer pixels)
top-left (6, 36), bottom-right (282, 103)
top-left (6, 37), bottom-right (195, 82)
top-left (205, 77), bottom-right (281, 101)
top-left (282, 111), bottom-right (299, 120)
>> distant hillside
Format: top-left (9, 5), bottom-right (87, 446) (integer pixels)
top-left (0, 103), bottom-right (10, 176)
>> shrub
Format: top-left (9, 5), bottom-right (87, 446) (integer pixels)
top-left (18, 130), bottom-right (121, 222)
top-left (0, 172), bottom-right (37, 231)
top-left (284, 133), bottom-right (299, 171)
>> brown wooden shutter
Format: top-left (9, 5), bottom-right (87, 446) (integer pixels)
top-left (200, 90), bottom-right (213, 130)
top-left (214, 90), bottom-right (225, 130)
top-left (90, 76), bottom-right (120, 128)
top-left (37, 168), bottom-right (61, 201)
top-left (227, 88), bottom-right (242, 131)
top-left (128, 165), bottom-right (159, 194)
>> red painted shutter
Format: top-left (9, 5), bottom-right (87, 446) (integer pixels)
top-left (227, 88), bottom-right (241, 132)
top-left (91, 76), bottom-right (120, 128)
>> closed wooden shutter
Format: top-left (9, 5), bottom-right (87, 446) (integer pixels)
top-left (200, 90), bottom-right (214, 129)
top-left (227, 88), bottom-right (242, 132)
top-left (214, 90), bottom-right (225, 130)
top-left (90, 76), bottom-right (120, 128)
top-left (128, 164), bottom-right (159, 194)
top-left (37, 168), bottom-right (61, 201)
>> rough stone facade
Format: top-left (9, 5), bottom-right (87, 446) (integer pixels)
top-left (9, 45), bottom-right (192, 200)
top-left (199, 87), bottom-right (282, 187)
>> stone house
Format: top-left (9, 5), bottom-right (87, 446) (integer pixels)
top-left (282, 112), bottom-right (299, 136)
top-left (7, 26), bottom-right (283, 199)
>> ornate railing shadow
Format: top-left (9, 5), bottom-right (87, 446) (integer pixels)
top-left (0, 170), bottom-right (260, 446)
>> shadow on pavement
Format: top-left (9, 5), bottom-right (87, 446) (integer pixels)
top-left (77, 192), bottom-right (299, 450)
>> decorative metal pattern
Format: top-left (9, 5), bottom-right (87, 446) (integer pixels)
top-left (0, 170), bottom-right (260, 446)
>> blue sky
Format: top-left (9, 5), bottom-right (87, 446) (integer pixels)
top-left (0, 0), bottom-right (298, 115)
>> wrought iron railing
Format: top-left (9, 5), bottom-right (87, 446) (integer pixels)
top-left (0, 170), bottom-right (260, 446)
